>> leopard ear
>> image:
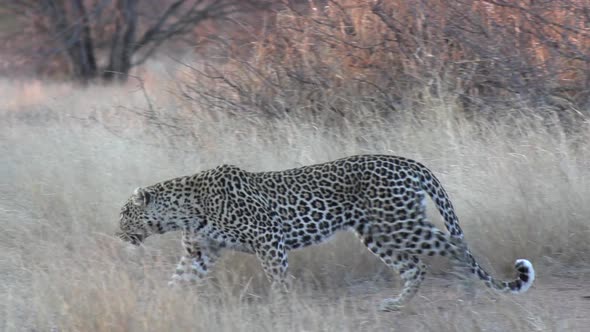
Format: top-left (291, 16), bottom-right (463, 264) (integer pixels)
top-left (132, 187), bottom-right (151, 207)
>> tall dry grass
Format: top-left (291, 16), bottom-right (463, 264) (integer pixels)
top-left (1, 72), bottom-right (589, 331)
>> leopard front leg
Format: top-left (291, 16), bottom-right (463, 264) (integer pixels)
top-left (169, 232), bottom-right (220, 286)
top-left (254, 232), bottom-right (290, 293)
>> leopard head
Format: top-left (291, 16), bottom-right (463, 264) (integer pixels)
top-left (116, 187), bottom-right (157, 246)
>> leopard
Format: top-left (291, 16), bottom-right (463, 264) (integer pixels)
top-left (116, 154), bottom-right (534, 310)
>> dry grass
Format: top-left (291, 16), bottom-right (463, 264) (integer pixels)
top-left (1, 76), bottom-right (589, 331)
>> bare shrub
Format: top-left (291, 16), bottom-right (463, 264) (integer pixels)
top-left (180, 0), bottom-right (590, 120)
top-left (0, 0), bottom-right (270, 82)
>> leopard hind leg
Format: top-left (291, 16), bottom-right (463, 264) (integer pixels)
top-left (358, 223), bottom-right (428, 311)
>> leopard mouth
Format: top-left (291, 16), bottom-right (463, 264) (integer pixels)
top-left (116, 232), bottom-right (145, 246)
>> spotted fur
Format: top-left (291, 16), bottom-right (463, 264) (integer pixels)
top-left (117, 155), bottom-right (534, 310)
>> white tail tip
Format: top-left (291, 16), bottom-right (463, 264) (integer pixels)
top-left (513, 259), bottom-right (535, 293)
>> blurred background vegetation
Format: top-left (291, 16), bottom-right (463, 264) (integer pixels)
top-left (1, 0), bottom-right (590, 118)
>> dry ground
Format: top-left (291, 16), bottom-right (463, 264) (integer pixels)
top-left (1, 78), bottom-right (589, 331)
